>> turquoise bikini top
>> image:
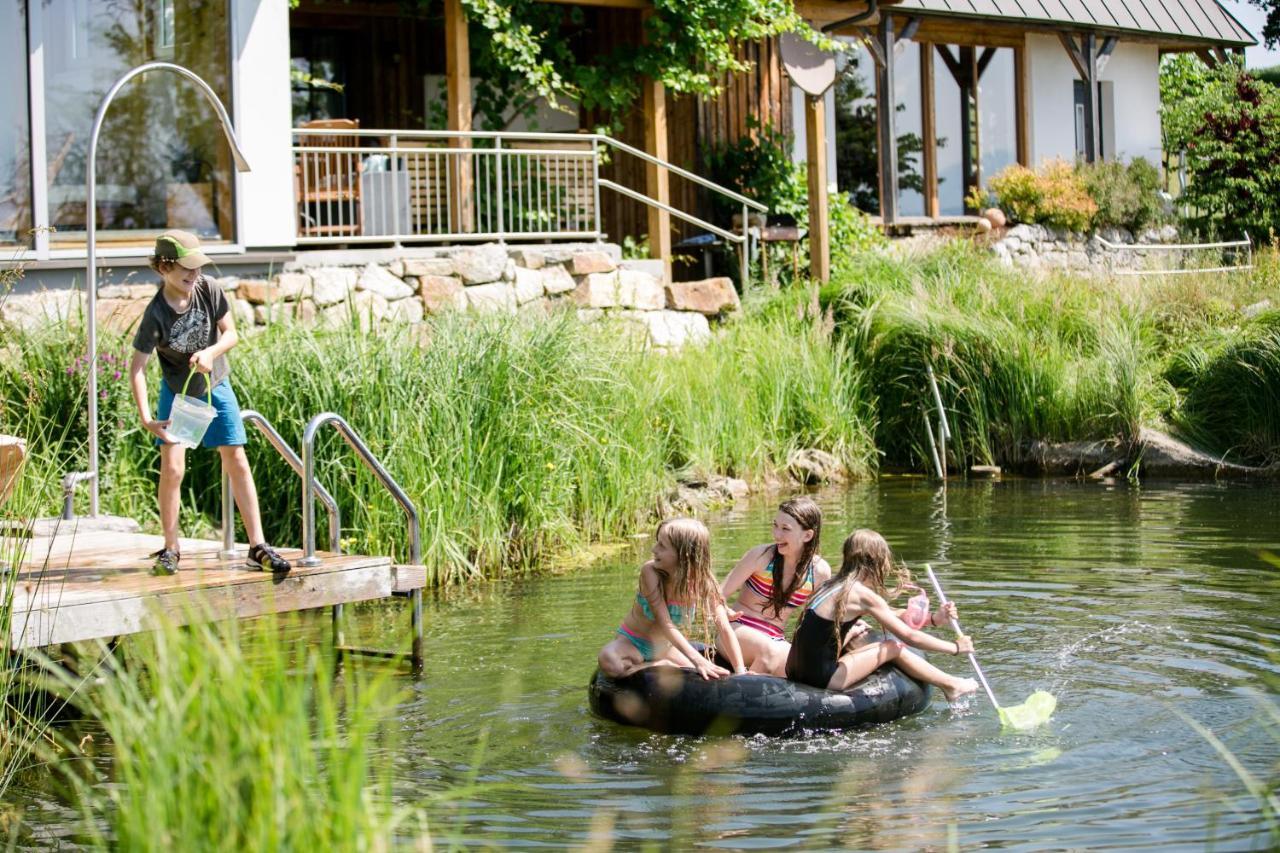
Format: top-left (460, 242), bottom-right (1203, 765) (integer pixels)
top-left (635, 593), bottom-right (692, 625)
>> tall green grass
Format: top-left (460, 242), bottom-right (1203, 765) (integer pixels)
top-left (823, 241), bottom-right (1279, 469)
top-left (0, 300), bottom-right (874, 584)
top-left (45, 612), bottom-right (417, 849)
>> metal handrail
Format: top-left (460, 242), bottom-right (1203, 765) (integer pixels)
top-left (1096, 234), bottom-right (1254, 277)
top-left (220, 410), bottom-right (341, 558)
top-left (598, 179), bottom-right (744, 244)
top-left (300, 412), bottom-right (421, 568)
top-left (596, 135), bottom-right (768, 212)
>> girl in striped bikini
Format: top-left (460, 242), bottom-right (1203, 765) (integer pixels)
top-left (598, 517), bottom-right (747, 680)
top-left (719, 497), bottom-right (843, 676)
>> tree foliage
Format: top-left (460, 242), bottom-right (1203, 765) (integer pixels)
top-left (460, 0), bottom-right (819, 127)
top-left (1247, 0), bottom-right (1280, 49)
top-left (1162, 56), bottom-right (1280, 238)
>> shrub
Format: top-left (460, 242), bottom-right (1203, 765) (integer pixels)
top-left (1078, 157), bottom-right (1168, 233)
top-left (986, 160), bottom-right (1096, 232)
top-left (702, 118), bottom-right (807, 220)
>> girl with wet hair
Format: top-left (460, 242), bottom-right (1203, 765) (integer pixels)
top-left (786, 529), bottom-right (978, 703)
top-left (598, 517), bottom-right (746, 680)
top-left (719, 496), bottom-right (834, 675)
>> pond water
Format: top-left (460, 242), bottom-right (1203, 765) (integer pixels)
top-left (17, 479), bottom-right (1280, 849)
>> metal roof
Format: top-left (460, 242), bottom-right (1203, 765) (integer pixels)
top-left (889, 0), bottom-right (1256, 46)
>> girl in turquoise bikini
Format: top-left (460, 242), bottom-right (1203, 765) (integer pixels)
top-left (598, 518), bottom-right (746, 680)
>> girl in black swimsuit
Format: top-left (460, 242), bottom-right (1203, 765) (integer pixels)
top-left (785, 529), bottom-right (979, 703)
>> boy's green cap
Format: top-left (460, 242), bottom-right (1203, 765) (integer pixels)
top-left (155, 230), bottom-right (212, 270)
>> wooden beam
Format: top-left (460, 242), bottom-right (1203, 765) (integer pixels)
top-left (806, 94), bottom-right (830, 282)
top-left (898, 16), bottom-right (922, 43)
top-left (1081, 33), bottom-right (1099, 162)
top-left (445, 0), bottom-right (474, 233)
top-left (977, 45), bottom-right (998, 78)
top-left (1058, 33), bottom-right (1089, 80)
top-left (965, 46), bottom-right (979, 192)
top-left (876, 12), bottom-right (898, 226)
top-left (936, 44), bottom-right (962, 82)
top-left (857, 26), bottom-right (886, 69)
top-left (642, 10), bottom-right (671, 282)
top-left (1014, 42), bottom-right (1030, 167)
top-left (921, 42), bottom-right (939, 219)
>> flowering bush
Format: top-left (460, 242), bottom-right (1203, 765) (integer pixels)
top-left (982, 159), bottom-right (1096, 232)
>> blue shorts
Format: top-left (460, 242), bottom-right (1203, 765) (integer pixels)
top-left (156, 379), bottom-right (247, 448)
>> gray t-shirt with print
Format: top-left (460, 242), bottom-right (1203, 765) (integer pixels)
top-left (132, 276), bottom-right (231, 399)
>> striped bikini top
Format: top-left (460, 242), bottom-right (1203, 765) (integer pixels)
top-left (744, 553), bottom-right (815, 609)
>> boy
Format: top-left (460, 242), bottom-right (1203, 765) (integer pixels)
top-left (128, 229), bottom-right (290, 575)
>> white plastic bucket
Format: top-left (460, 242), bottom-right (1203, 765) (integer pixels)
top-left (167, 372), bottom-right (215, 448)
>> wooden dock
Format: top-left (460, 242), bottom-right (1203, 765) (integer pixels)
top-left (4, 518), bottom-right (424, 652)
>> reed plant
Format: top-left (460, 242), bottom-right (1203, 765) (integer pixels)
top-left (0, 301), bottom-right (873, 584)
top-left (49, 611), bottom-right (415, 850)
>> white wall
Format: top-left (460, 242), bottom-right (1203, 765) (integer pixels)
top-left (1026, 33), bottom-right (1162, 167)
top-left (232, 0), bottom-right (296, 249)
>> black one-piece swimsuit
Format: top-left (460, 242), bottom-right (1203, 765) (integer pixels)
top-left (785, 608), bottom-right (864, 689)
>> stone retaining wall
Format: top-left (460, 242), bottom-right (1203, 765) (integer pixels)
top-left (0, 243), bottom-right (741, 349)
top-left (990, 224), bottom-right (1183, 273)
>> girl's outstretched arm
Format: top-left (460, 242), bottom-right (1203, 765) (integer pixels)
top-left (719, 544), bottom-right (770, 602)
top-left (713, 603), bottom-right (747, 674)
top-left (860, 587), bottom-right (973, 656)
top-left (639, 565), bottom-right (728, 680)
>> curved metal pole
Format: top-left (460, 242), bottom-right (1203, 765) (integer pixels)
top-left (81, 61), bottom-right (250, 516)
top-left (301, 412), bottom-right (421, 568)
top-left (228, 410), bottom-right (341, 555)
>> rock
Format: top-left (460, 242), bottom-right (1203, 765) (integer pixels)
top-left (541, 265), bottom-right (577, 295)
top-left (616, 269), bottom-right (664, 310)
top-left (1243, 299), bottom-right (1272, 318)
top-left (969, 465), bottom-right (1002, 478)
top-left (212, 276), bottom-right (240, 293)
top-left (253, 303), bottom-right (288, 325)
top-left (237, 280), bottom-right (281, 305)
top-left (1133, 427), bottom-right (1267, 479)
top-left (576, 308), bottom-right (605, 323)
top-left (511, 249), bottom-right (545, 270)
top-left (502, 259), bottom-right (517, 282)
top-left (707, 474), bottom-right (750, 500)
top-left (1158, 224), bottom-right (1180, 243)
top-left (570, 251), bottom-right (617, 275)
top-left (465, 282), bottom-right (516, 314)
top-left (309, 267), bottom-right (357, 307)
top-left (572, 272), bottom-right (621, 308)
top-left (231, 297), bottom-right (255, 329)
top-left (275, 272), bottom-right (311, 300)
top-left (513, 267), bottom-right (545, 305)
top-left (664, 277), bottom-right (740, 316)
top-left (97, 298), bottom-right (150, 334)
top-left (451, 244), bottom-right (508, 284)
top-left (401, 257), bottom-right (455, 277)
top-left (0, 290), bottom-right (79, 328)
top-left (98, 284), bottom-right (158, 300)
top-left (637, 310), bottom-right (711, 349)
top-left (291, 300), bottom-right (318, 326)
top-left (976, 217), bottom-right (993, 233)
top-left (357, 262), bottom-right (414, 300)
top-left (321, 291), bottom-right (389, 332)
top-left (1024, 438), bottom-right (1125, 476)
top-left (387, 296), bottom-right (425, 324)
top-left (983, 208), bottom-right (1007, 228)
top-left (786, 448), bottom-right (845, 485)
top-left (419, 275), bottom-right (466, 313)
top-left (1007, 223), bottom-right (1038, 241)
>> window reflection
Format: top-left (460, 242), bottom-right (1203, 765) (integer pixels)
top-left (895, 41), bottom-right (925, 218)
top-left (43, 0), bottom-right (232, 247)
top-left (979, 48), bottom-right (1017, 188)
top-left (1, 0), bottom-right (31, 248)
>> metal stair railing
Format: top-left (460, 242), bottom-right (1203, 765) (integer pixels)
top-left (301, 412), bottom-right (423, 670)
top-left (594, 134), bottom-right (768, 286)
top-left (221, 410), bottom-right (341, 559)
top-left (291, 127), bottom-right (769, 283)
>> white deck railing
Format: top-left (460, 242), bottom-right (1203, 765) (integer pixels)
top-left (291, 128), bottom-right (767, 280)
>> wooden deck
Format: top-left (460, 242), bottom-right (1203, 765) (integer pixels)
top-left (5, 524), bottom-right (420, 651)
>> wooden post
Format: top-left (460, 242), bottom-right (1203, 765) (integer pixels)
top-left (445, 0), bottom-right (474, 233)
top-left (920, 42), bottom-right (939, 219)
top-left (1081, 33), bottom-right (1098, 163)
top-left (806, 93), bottom-right (830, 282)
top-left (642, 9), bottom-right (671, 281)
top-left (958, 46), bottom-right (975, 203)
top-left (643, 78), bottom-right (672, 281)
top-left (875, 12), bottom-right (898, 226)
top-left (1014, 41), bottom-right (1030, 166)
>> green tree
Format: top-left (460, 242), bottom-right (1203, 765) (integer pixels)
top-left (1162, 58), bottom-right (1280, 238)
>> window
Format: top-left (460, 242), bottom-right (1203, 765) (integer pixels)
top-left (1, 0), bottom-right (31, 248)
top-left (42, 0), bottom-right (233, 247)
